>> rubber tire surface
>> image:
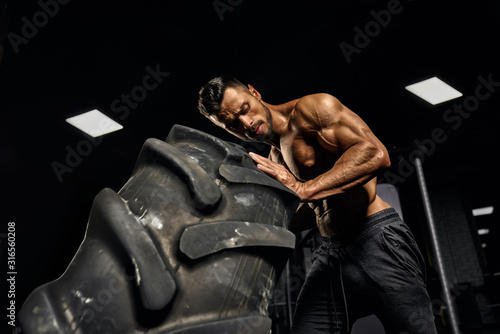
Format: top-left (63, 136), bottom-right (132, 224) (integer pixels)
top-left (18, 125), bottom-right (300, 334)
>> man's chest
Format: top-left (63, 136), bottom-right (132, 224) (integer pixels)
top-left (273, 134), bottom-right (337, 181)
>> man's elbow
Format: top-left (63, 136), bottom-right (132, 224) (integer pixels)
top-left (374, 147), bottom-right (391, 171)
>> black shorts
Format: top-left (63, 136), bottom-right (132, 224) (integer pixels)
top-left (291, 208), bottom-right (437, 334)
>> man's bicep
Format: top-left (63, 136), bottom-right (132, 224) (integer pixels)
top-left (296, 93), bottom-right (386, 154)
top-left (317, 107), bottom-right (383, 154)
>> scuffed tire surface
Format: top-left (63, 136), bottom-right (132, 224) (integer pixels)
top-left (18, 125), bottom-right (300, 334)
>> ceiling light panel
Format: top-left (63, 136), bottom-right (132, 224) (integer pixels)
top-left (405, 77), bottom-right (463, 105)
top-left (472, 206), bottom-right (494, 217)
top-left (66, 109), bottom-right (123, 137)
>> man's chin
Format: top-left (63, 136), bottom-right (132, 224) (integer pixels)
top-left (245, 132), bottom-right (272, 143)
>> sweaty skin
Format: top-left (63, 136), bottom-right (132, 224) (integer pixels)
top-left (209, 85), bottom-right (391, 237)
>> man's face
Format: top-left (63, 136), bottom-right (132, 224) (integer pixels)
top-left (209, 86), bottom-right (273, 142)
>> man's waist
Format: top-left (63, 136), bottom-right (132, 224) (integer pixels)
top-left (318, 207), bottom-right (400, 242)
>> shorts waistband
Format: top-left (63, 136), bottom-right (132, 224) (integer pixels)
top-left (362, 207), bottom-right (401, 232)
top-left (321, 208), bottom-right (401, 246)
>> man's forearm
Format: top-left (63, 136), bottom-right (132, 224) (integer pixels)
top-left (296, 142), bottom-right (389, 201)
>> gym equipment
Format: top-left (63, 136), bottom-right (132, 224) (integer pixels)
top-left (18, 125), bottom-right (300, 334)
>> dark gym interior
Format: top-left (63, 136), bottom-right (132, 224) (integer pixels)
top-left (1, 0), bottom-right (499, 332)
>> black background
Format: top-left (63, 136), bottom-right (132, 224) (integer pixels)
top-left (1, 0), bottom-right (499, 327)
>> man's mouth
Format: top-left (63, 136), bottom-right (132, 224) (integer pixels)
top-left (246, 123), bottom-right (263, 140)
top-left (255, 124), bottom-right (262, 135)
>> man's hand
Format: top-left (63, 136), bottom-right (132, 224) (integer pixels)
top-left (249, 152), bottom-right (305, 199)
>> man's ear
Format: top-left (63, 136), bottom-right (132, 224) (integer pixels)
top-left (247, 84), bottom-right (262, 100)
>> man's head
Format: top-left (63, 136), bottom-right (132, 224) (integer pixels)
top-left (198, 76), bottom-right (273, 142)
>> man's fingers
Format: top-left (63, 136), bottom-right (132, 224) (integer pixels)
top-left (249, 152), bottom-right (299, 192)
top-left (256, 163), bottom-right (277, 177)
top-left (249, 152), bottom-right (277, 168)
top-left (249, 152), bottom-right (266, 163)
top-left (249, 152), bottom-right (287, 182)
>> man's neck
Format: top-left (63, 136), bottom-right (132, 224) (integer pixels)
top-left (261, 99), bottom-right (298, 148)
top-left (260, 102), bottom-right (284, 148)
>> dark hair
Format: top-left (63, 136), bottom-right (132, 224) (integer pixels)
top-left (198, 76), bottom-right (247, 117)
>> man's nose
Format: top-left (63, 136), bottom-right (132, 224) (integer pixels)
top-left (239, 115), bottom-right (253, 129)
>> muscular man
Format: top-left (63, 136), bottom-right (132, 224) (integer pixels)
top-left (198, 76), bottom-right (437, 334)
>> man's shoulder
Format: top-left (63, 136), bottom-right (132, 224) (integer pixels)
top-left (293, 93), bottom-right (343, 126)
top-left (295, 93), bottom-right (342, 112)
top-left (298, 92), bottom-right (334, 102)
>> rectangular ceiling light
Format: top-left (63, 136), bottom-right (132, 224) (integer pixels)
top-left (472, 206), bottom-right (494, 217)
top-left (477, 228), bottom-right (490, 236)
top-left (405, 77), bottom-right (463, 105)
top-left (66, 109), bottom-right (123, 137)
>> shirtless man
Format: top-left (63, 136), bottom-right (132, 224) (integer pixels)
top-left (198, 76), bottom-right (437, 334)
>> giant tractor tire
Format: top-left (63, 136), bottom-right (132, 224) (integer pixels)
top-left (18, 125), bottom-right (300, 334)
